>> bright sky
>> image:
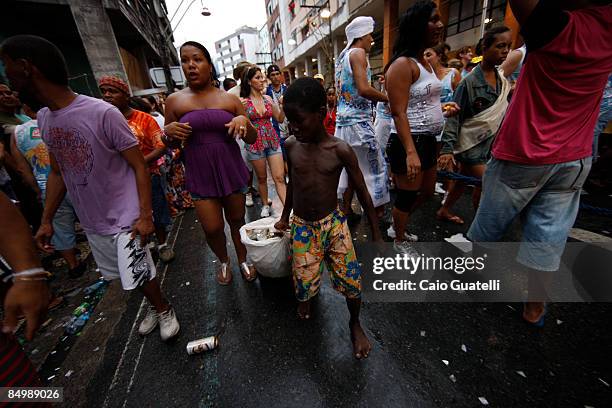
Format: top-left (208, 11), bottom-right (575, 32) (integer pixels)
top-left (166, 0), bottom-right (267, 63)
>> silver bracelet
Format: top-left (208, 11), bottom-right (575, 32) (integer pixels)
top-left (12, 267), bottom-right (46, 277)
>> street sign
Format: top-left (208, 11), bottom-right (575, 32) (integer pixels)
top-left (149, 67), bottom-right (186, 88)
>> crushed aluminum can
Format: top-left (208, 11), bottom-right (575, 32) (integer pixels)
top-left (187, 336), bottom-right (219, 355)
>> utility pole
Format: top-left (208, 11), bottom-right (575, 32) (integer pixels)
top-left (479, 0), bottom-right (490, 38)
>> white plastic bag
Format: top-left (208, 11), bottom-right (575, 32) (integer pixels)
top-left (239, 217), bottom-right (291, 278)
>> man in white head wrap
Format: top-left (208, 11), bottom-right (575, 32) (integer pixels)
top-left (334, 16), bottom-right (390, 218)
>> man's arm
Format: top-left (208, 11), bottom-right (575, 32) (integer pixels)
top-left (513, 0), bottom-right (569, 51)
top-left (0, 141), bottom-right (5, 167)
top-left (338, 142), bottom-right (382, 241)
top-left (10, 133), bottom-right (41, 200)
top-left (440, 81), bottom-right (469, 156)
top-left (144, 118), bottom-right (167, 164)
top-left (349, 49), bottom-right (388, 103)
top-left (266, 95), bottom-right (286, 123)
top-left (120, 146), bottom-right (154, 244)
top-left (144, 147), bottom-right (165, 164)
top-left (509, 0), bottom-right (540, 26)
top-left (1, 191), bottom-right (50, 340)
top-left (35, 151), bottom-right (66, 251)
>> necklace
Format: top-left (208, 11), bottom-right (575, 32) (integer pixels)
top-left (270, 85), bottom-right (283, 102)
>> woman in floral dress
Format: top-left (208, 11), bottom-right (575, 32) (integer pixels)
top-left (240, 66), bottom-right (286, 218)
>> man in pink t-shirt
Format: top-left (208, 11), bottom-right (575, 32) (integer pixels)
top-left (0, 35), bottom-right (180, 341)
top-left (468, 0), bottom-right (612, 325)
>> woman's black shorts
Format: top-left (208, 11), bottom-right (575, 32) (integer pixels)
top-left (387, 133), bottom-right (437, 175)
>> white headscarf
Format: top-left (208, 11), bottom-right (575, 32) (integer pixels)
top-left (343, 16), bottom-right (375, 53)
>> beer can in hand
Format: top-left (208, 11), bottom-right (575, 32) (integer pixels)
top-left (186, 336), bottom-right (219, 355)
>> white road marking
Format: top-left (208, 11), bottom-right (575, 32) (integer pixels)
top-left (569, 228), bottom-right (612, 243)
top-left (102, 215), bottom-right (184, 408)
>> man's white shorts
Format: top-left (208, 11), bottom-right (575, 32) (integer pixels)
top-left (87, 231), bottom-right (156, 290)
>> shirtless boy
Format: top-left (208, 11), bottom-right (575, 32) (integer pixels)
top-left (274, 78), bottom-right (382, 359)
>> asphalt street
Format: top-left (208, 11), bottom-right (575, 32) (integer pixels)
top-left (18, 183), bottom-right (607, 408)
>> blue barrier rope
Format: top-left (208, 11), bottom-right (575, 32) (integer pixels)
top-left (437, 171), bottom-right (482, 185)
top-left (436, 171), bottom-right (612, 217)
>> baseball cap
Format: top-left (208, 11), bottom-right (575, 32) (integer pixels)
top-left (267, 64), bottom-right (281, 76)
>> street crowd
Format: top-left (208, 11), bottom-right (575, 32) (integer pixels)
top-left (0, 0), bottom-right (611, 390)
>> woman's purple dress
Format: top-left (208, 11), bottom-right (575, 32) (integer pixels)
top-left (180, 109), bottom-right (249, 198)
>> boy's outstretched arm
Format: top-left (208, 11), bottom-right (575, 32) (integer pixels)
top-left (275, 138), bottom-right (294, 231)
top-left (338, 142), bottom-right (382, 242)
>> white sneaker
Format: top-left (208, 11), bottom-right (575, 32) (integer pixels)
top-left (159, 306), bottom-right (180, 341)
top-left (393, 241), bottom-right (421, 258)
top-left (245, 193), bottom-right (254, 207)
top-left (435, 182), bottom-right (446, 195)
top-left (138, 305), bottom-right (158, 336)
top-left (387, 225), bottom-right (418, 242)
top-left (260, 205), bottom-right (271, 218)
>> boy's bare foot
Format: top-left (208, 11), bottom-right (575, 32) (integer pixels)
top-left (350, 321), bottom-right (371, 359)
top-left (523, 301), bottom-right (546, 323)
top-left (297, 300), bottom-right (311, 320)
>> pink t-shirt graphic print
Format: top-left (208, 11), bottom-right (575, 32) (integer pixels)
top-left (39, 94), bottom-right (141, 235)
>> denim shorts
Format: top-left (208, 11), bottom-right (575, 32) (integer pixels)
top-left (52, 195), bottom-right (77, 251)
top-left (468, 157), bottom-right (592, 271)
top-left (387, 133), bottom-right (437, 173)
top-left (456, 136), bottom-right (494, 166)
top-left (246, 145), bottom-right (283, 161)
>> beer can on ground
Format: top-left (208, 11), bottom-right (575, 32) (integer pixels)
top-left (186, 336), bottom-right (219, 355)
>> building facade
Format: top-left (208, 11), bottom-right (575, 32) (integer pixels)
top-left (0, 0), bottom-right (178, 96)
top-left (266, 0), bottom-right (286, 69)
top-left (274, 0), bottom-right (518, 86)
top-left (257, 25), bottom-right (273, 71)
top-left (214, 26), bottom-right (259, 80)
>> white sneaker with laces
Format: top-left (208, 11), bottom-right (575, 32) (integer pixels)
top-left (387, 225), bottom-right (418, 242)
top-left (138, 305), bottom-right (158, 336)
top-left (260, 205), bottom-right (271, 218)
top-left (435, 182), bottom-right (446, 195)
top-left (159, 306), bottom-right (180, 341)
top-left (245, 193), bottom-right (254, 207)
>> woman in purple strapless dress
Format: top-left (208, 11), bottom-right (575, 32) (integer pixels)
top-left (162, 41), bottom-right (258, 285)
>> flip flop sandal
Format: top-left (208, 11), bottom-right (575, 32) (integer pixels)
top-left (239, 262), bottom-right (257, 282)
top-left (216, 262), bottom-right (232, 285)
